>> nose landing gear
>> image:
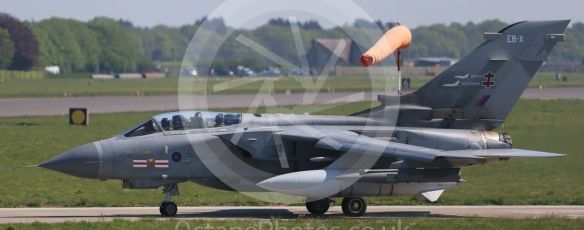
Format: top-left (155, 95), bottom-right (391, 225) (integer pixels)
top-left (160, 184), bottom-right (179, 217)
top-left (160, 201), bottom-right (177, 217)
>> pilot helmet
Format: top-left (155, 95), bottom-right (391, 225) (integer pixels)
top-left (214, 113), bottom-right (224, 125)
top-left (160, 118), bottom-right (171, 130)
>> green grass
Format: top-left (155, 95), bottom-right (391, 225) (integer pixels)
top-left (0, 72), bottom-right (582, 98)
top-left (530, 72), bottom-right (584, 88)
top-left (0, 100), bottom-right (582, 207)
top-left (1, 218), bottom-right (583, 230)
top-left (0, 76), bottom-right (392, 98)
top-left (425, 99), bottom-right (584, 205)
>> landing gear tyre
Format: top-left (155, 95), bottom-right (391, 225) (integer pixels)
top-left (341, 197), bottom-right (367, 217)
top-left (160, 201), bottom-right (178, 217)
top-left (306, 199), bottom-right (330, 215)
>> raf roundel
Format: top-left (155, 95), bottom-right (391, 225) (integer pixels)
top-left (171, 152), bottom-right (182, 162)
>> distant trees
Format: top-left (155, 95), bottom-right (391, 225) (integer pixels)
top-left (410, 24), bottom-right (470, 58)
top-left (30, 17), bottom-right (150, 73)
top-left (550, 22), bottom-right (584, 64)
top-left (32, 18), bottom-right (100, 73)
top-left (0, 28), bottom-right (15, 69)
top-left (2, 13), bottom-right (584, 73)
top-left (268, 18), bottom-right (322, 30)
top-left (88, 17), bottom-right (145, 73)
top-left (0, 13), bottom-right (38, 70)
top-left (140, 25), bottom-right (190, 62)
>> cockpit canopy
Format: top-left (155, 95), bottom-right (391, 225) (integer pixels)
top-left (124, 119), bottom-right (160, 137)
top-left (154, 111), bottom-right (242, 131)
top-left (124, 111), bottom-right (242, 137)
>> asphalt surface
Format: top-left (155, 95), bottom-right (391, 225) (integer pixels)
top-left (520, 87), bottom-right (584, 99)
top-left (0, 92), bottom-right (375, 117)
top-left (0, 87), bottom-right (582, 117)
top-left (0, 206), bottom-right (582, 223)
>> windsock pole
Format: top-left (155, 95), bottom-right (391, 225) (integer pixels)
top-left (359, 21), bottom-right (411, 96)
top-left (397, 50), bottom-right (402, 95)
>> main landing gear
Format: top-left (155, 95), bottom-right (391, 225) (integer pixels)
top-left (341, 197), bottom-right (367, 217)
top-left (305, 197), bottom-right (367, 217)
top-left (305, 198), bottom-right (331, 215)
top-left (160, 184), bottom-right (179, 217)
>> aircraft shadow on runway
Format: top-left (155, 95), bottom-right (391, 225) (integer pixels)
top-left (4, 208), bottom-right (469, 220)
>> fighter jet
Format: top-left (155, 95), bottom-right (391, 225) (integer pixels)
top-left (39, 20), bottom-right (568, 217)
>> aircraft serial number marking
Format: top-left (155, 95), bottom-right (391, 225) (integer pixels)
top-left (507, 35), bottom-right (524, 44)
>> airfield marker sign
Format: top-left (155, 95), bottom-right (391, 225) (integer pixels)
top-left (69, 108), bottom-right (89, 126)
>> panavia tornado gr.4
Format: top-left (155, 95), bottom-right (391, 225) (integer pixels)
top-left (40, 20), bottom-right (569, 217)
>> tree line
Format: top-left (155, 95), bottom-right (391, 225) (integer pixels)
top-left (0, 13), bottom-right (583, 74)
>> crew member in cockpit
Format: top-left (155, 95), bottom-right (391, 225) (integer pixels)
top-left (160, 118), bottom-right (171, 131)
top-left (191, 112), bottom-right (204, 129)
top-left (214, 113), bottom-right (224, 127)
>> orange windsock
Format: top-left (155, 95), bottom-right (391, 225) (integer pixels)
top-left (360, 25), bottom-right (412, 67)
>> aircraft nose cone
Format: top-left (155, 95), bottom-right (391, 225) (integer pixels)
top-left (40, 142), bottom-right (100, 178)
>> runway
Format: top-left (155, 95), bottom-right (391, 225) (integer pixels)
top-left (0, 87), bottom-right (582, 117)
top-left (0, 92), bottom-right (376, 117)
top-left (0, 206), bottom-right (582, 223)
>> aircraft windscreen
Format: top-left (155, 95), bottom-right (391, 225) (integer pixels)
top-left (152, 111), bottom-right (242, 131)
top-left (124, 119), bottom-right (161, 137)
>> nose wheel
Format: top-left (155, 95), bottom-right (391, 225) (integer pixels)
top-left (160, 201), bottom-right (177, 217)
top-left (341, 197), bottom-right (367, 217)
top-left (159, 184), bottom-right (179, 217)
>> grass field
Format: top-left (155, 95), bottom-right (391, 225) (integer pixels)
top-left (0, 99), bottom-right (582, 207)
top-left (0, 72), bottom-right (582, 98)
top-left (1, 218), bottom-right (583, 230)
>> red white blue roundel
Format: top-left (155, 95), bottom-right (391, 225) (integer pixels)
top-left (172, 152), bottom-right (182, 162)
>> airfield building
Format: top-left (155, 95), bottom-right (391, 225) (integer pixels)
top-left (306, 38), bottom-right (362, 74)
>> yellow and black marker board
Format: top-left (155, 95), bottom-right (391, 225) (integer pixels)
top-left (69, 108), bottom-right (89, 126)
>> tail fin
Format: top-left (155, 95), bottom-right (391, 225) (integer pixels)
top-left (357, 20), bottom-right (570, 130)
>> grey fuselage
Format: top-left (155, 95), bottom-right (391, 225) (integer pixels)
top-left (46, 111), bottom-right (510, 197)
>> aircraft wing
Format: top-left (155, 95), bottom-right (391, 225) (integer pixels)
top-left (278, 128), bottom-right (564, 167)
top-left (313, 131), bottom-right (485, 163)
top-left (448, 149), bottom-right (564, 158)
top-left (217, 127), bottom-right (563, 167)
